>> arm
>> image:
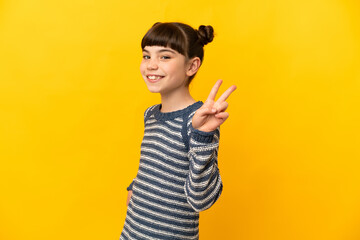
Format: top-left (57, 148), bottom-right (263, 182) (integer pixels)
top-left (185, 126), bottom-right (222, 212)
top-left (185, 79), bottom-right (236, 212)
top-left (125, 106), bottom-right (155, 206)
top-left (126, 179), bottom-right (135, 206)
top-left (126, 190), bottom-right (133, 206)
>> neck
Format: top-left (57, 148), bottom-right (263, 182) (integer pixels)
top-left (160, 87), bottom-right (196, 112)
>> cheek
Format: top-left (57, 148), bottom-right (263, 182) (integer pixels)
top-left (164, 63), bottom-right (181, 76)
top-left (140, 63), bottom-right (145, 73)
top-left (170, 64), bottom-right (187, 78)
top-left (139, 64), bottom-right (148, 81)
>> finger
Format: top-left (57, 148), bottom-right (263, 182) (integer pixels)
top-left (203, 99), bottom-right (215, 108)
top-left (207, 79), bottom-right (223, 101)
top-left (216, 85), bottom-right (237, 104)
top-left (214, 101), bottom-right (228, 113)
top-left (195, 107), bottom-right (214, 117)
top-left (215, 112), bottom-right (229, 121)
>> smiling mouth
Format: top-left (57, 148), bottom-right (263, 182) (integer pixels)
top-left (146, 75), bottom-right (164, 82)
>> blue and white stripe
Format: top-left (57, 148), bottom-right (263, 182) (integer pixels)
top-left (120, 101), bottom-right (222, 240)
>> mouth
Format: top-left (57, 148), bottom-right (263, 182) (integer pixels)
top-left (146, 74), bottom-right (164, 83)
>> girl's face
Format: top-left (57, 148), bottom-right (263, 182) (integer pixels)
top-left (140, 46), bottom-right (190, 95)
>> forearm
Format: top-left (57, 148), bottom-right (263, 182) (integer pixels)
top-left (185, 127), bottom-right (223, 212)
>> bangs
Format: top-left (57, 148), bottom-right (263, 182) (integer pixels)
top-left (141, 23), bottom-right (187, 56)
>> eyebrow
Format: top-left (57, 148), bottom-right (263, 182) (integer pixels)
top-left (142, 48), bottom-right (177, 54)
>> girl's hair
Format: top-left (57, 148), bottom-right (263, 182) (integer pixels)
top-left (141, 22), bottom-right (214, 84)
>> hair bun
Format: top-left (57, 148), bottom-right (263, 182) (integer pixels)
top-left (197, 25), bottom-right (214, 46)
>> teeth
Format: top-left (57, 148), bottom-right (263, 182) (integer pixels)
top-left (148, 75), bottom-right (162, 80)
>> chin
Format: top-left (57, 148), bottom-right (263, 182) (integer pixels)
top-left (146, 85), bottom-right (162, 93)
top-left (148, 89), bottom-right (161, 93)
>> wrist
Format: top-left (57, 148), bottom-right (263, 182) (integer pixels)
top-left (190, 125), bottom-right (217, 143)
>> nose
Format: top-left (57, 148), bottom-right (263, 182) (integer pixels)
top-left (147, 58), bottom-right (158, 70)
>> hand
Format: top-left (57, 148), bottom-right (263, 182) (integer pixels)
top-left (126, 190), bottom-right (133, 206)
top-left (192, 80), bottom-right (237, 132)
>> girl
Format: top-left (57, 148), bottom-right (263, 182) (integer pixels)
top-left (120, 22), bottom-right (236, 240)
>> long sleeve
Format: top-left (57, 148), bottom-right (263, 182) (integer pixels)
top-left (126, 106), bottom-right (155, 192)
top-left (184, 125), bottom-right (223, 212)
top-left (126, 179), bottom-right (135, 191)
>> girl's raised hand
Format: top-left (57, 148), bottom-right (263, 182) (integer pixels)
top-left (192, 80), bottom-right (237, 133)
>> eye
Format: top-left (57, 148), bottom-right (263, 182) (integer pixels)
top-left (142, 55), bottom-right (150, 60)
top-left (161, 55), bottom-right (171, 60)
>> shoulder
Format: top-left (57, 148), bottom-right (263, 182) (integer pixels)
top-left (144, 104), bottom-right (158, 118)
top-left (184, 101), bottom-right (203, 129)
top-left (181, 101), bottom-right (204, 143)
top-left (143, 104), bottom-right (159, 124)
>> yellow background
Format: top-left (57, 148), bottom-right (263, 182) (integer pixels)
top-left (1, 0), bottom-right (359, 239)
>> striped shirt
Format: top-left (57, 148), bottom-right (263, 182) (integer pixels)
top-left (120, 101), bottom-right (223, 240)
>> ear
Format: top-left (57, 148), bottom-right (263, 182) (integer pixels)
top-left (186, 57), bottom-right (201, 77)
